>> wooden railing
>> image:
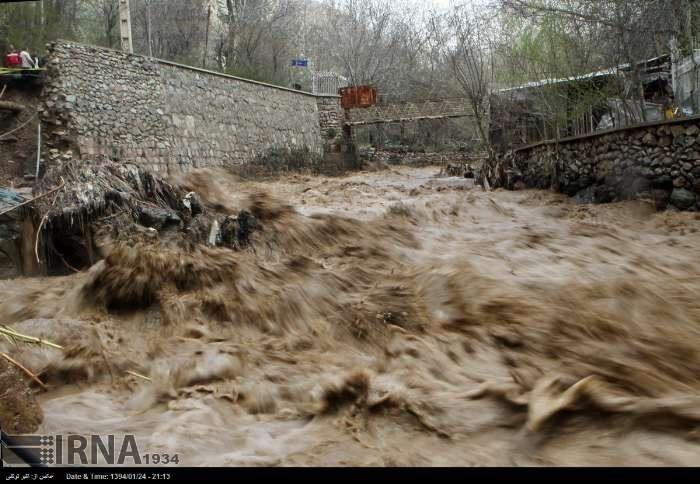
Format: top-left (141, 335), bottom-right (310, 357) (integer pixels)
top-left (344, 98), bottom-right (474, 125)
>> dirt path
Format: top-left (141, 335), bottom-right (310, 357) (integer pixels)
top-left (1, 166), bottom-right (699, 466)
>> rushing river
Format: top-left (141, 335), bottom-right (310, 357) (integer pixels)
top-left (1, 166), bottom-right (699, 466)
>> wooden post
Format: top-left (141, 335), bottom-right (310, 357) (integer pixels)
top-left (35, 122), bottom-right (41, 179)
top-left (85, 226), bottom-right (96, 266)
top-left (20, 216), bottom-right (43, 276)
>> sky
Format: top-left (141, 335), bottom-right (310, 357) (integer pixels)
top-left (407, 0), bottom-right (453, 11)
top-left (430, 0), bottom-right (460, 7)
top-left (404, 0), bottom-right (492, 14)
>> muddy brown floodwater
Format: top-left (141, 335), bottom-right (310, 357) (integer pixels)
top-left (1, 166), bottom-right (699, 466)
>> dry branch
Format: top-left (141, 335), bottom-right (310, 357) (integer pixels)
top-left (0, 182), bottom-right (66, 218)
top-left (126, 370), bottom-right (152, 382)
top-left (1, 352), bottom-right (48, 391)
top-left (0, 100), bottom-right (24, 113)
top-left (0, 325), bottom-right (64, 350)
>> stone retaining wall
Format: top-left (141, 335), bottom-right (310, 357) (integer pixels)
top-left (40, 41), bottom-right (339, 174)
top-left (360, 147), bottom-right (475, 166)
top-left (502, 117), bottom-right (700, 210)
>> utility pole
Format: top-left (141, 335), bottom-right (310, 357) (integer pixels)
top-left (146, 0), bottom-right (153, 57)
top-left (203, 4), bottom-right (212, 68)
top-left (119, 0), bottom-right (134, 54)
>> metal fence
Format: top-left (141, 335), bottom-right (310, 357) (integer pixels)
top-left (672, 50), bottom-right (700, 116)
top-left (312, 72), bottom-right (348, 96)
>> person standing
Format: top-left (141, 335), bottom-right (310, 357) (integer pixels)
top-left (19, 48), bottom-right (36, 68)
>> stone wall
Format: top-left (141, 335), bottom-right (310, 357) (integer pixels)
top-left (40, 41), bottom-right (334, 174)
top-left (500, 117), bottom-right (700, 210)
top-left (360, 147), bottom-right (474, 167)
top-left (317, 95), bottom-right (344, 151)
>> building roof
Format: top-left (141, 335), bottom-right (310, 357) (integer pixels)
top-left (495, 54), bottom-right (671, 95)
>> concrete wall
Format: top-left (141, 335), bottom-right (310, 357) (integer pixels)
top-left (500, 117), bottom-right (700, 210)
top-left (40, 41), bottom-right (341, 174)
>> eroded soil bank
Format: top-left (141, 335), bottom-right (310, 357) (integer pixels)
top-left (1, 166), bottom-right (699, 466)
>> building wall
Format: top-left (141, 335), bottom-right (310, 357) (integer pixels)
top-left (498, 117), bottom-right (700, 210)
top-left (41, 41), bottom-right (339, 174)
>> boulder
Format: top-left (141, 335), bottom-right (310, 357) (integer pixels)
top-left (673, 176), bottom-right (687, 188)
top-left (652, 174), bottom-right (673, 189)
top-left (670, 125), bottom-right (686, 137)
top-left (574, 186), bottom-right (596, 204)
top-left (137, 205), bottom-right (181, 231)
top-left (641, 132), bottom-right (657, 145)
top-left (670, 188), bottom-right (697, 210)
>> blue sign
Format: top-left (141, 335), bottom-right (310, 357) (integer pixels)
top-left (291, 59), bottom-right (308, 67)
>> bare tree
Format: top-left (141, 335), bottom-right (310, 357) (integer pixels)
top-left (431, 4), bottom-right (495, 155)
top-left (323, 0), bottom-right (400, 86)
top-left (129, 0), bottom-right (209, 64)
top-left (214, 0), bottom-right (299, 83)
top-left (83, 0), bottom-right (119, 49)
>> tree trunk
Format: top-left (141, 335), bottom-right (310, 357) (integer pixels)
top-left (0, 101), bottom-right (24, 114)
